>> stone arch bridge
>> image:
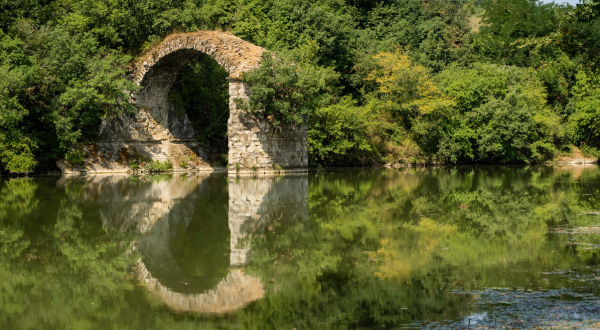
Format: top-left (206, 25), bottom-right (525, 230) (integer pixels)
top-left (59, 31), bottom-right (307, 175)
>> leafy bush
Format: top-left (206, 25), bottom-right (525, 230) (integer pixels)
top-left (567, 70), bottom-right (600, 148)
top-left (467, 92), bottom-right (556, 162)
top-left (309, 97), bottom-right (376, 166)
top-left (580, 144), bottom-right (600, 159)
top-left (65, 150), bottom-right (86, 166)
top-left (237, 43), bottom-right (340, 126)
top-left (129, 157), bottom-right (173, 172)
top-left (144, 160), bottom-right (173, 172)
top-left (365, 48), bottom-right (455, 120)
top-left (414, 63), bottom-right (558, 163)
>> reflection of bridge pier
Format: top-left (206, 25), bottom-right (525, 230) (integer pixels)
top-left (229, 176), bottom-right (309, 266)
top-left (84, 173), bottom-right (307, 313)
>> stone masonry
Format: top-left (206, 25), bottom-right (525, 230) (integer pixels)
top-left (227, 78), bottom-right (308, 175)
top-left (57, 31), bottom-right (307, 175)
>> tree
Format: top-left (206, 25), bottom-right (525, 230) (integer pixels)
top-left (475, 0), bottom-right (563, 66)
top-left (567, 70), bottom-right (600, 148)
top-left (238, 44), bottom-right (340, 126)
top-left (414, 63), bottom-right (558, 163)
top-left (365, 48), bottom-right (454, 121)
top-left (0, 32), bottom-right (38, 173)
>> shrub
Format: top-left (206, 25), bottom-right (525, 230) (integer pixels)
top-left (308, 96), bottom-right (377, 166)
top-left (467, 92), bottom-right (555, 162)
top-left (365, 48), bottom-right (454, 118)
top-left (129, 157), bottom-right (173, 172)
top-left (145, 160), bottom-right (173, 172)
top-left (236, 44), bottom-right (340, 126)
top-left (567, 70), bottom-right (600, 148)
top-left (65, 150), bottom-right (86, 166)
top-left (413, 63), bottom-right (558, 163)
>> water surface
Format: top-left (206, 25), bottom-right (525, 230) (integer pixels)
top-left (1, 166), bottom-right (600, 329)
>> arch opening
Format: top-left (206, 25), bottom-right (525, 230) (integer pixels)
top-left (167, 53), bottom-right (230, 165)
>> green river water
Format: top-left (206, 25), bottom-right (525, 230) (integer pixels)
top-left (1, 166), bottom-right (600, 329)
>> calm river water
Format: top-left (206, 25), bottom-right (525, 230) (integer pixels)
top-left (1, 166), bottom-right (600, 329)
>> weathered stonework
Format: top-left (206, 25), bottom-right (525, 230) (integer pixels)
top-left (59, 31), bottom-right (307, 175)
top-left (227, 79), bottom-right (309, 175)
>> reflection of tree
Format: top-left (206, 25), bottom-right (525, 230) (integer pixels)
top-left (1, 167), bottom-right (600, 329)
top-left (0, 178), bottom-right (36, 258)
top-left (168, 193), bottom-right (230, 292)
top-left (237, 166), bottom-right (600, 329)
top-left (0, 173), bottom-right (255, 327)
top-left (0, 177), bottom-right (136, 330)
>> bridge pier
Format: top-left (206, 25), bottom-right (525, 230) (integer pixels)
top-left (227, 78), bottom-right (308, 175)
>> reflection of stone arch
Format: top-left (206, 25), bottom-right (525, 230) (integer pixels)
top-left (134, 262), bottom-right (263, 313)
top-left (90, 173), bottom-right (263, 313)
top-left (59, 31), bottom-right (307, 175)
top-left (134, 209), bottom-right (264, 313)
top-left (229, 176), bottom-right (309, 265)
top-left (89, 173), bottom-right (307, 313)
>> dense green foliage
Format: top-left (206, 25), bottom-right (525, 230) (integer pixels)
top-left (1, 0), bottom-right (600, 172)
top-left (236, 0), bottom-right (600, 166)
top-left (129, 157), bottom-right (174, 172)
top-left (235, 46), bottom-right (340, 126)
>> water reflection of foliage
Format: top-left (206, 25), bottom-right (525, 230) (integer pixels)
top-left (167, 174), bottom-right (230, 293)
top-left (0, 178), bottom-right (37, 258)
top-left (1, 168), bottom-right (600, 329)
top-left (0, 177), bottom-right (137, 329)
top-left (239, 166), bottom-right (600, 328)
top-left (129, 173), bottom-right (174, 183)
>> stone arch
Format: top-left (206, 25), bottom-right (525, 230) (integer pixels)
top-left (131, 31), bottom-right (265, 131)
top-left (59, 31), bottom-right (307, 175)
top-left (134, 31), bottom-right (265, 83)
